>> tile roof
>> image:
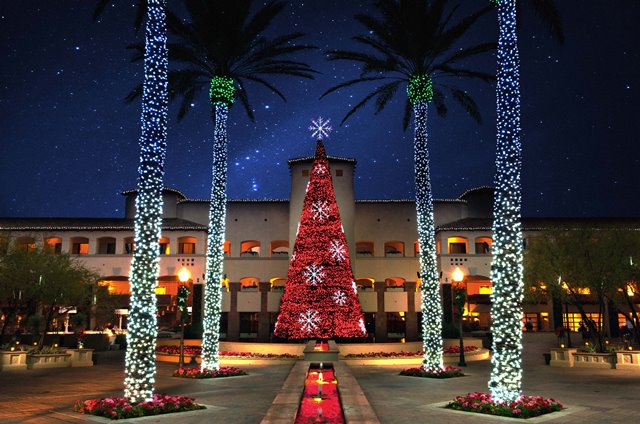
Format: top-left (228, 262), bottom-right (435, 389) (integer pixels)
top-left (0, 218), bottom-right (206, 231)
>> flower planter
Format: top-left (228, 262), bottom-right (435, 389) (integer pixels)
top-left (572, 352), bottom-right (616, 369)
top-left (549, 348), bottom-right (578, 367)
top-left (67, 348), bottom-right (94, 367)
top-left (1, 351), bottom-right (28, 371)
top-left (27, 353), bottom-right (71, 369)
top-left (615, 350), bottom-right (640, 371)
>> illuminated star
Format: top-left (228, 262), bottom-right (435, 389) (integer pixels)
top-left (309, 116), bottom-right (332, 139)
top-left (332, 290), bottom-right (347, 306)
top-left (329, 240), bottom-right (346, 262)
top-left (312, 200), bottom-right (330, 221)
top-left (303, 263), bottom-right (325, 286)
top-left (298, 308), bottom-right (320, 333)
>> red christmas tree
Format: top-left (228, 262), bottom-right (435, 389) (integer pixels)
top-left (275, 131), bottom-right (366, 339)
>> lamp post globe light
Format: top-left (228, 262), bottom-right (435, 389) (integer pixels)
top-left (177, 267), bottom-right (191, 369)
top-left (452, 267), bottom-right (467, 367)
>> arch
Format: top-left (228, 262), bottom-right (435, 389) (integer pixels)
top-left (241, 240), bottom-right (260, 257)
top-left (17, 236), bottom-right (36, 252)
top-left (474, 237), bottom-right (492, 254)
top-left (124, 236), bottom-right (135, 254)
top-left (447, 236), bottom-right (468, 254)
top-left (240, 277), bottom-right (260, 291)
top-left (178, 236), bottom-right (197, 254)
top-left (385, 277), bottom-right (406, 288)
top-left (270, 277), bottom-right (287, 292)
top-left (356, 278), bottom-right (375, 290)
top-left (223, 241), bottom-right (231, 256)
top-left (270, 240), bottom-right (289, 257)
top-left (384, 241), bottom-right (405, 257)
top-left (97, 237), bottom-right (117, 254)
top-left (45, 236), bottom-right (63, 254)
top-left (356, 241), bottom-right (374, 257)
top-left (70, 237), bottom-right (89, 255)
top-left (158, 237), bottom-right (170, 255)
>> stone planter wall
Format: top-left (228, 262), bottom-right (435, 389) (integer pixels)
top-left (549, 348), bottom-right (578, 367)
top-left (615, 350), bottom-right (640, 371)
top-left (27, 353), bottom-right (71, 370)
top-left (0, 351), bottom-right (28, 371)
top-left (67, 349), bottom-right (94, 367)
top-left (573, 352), bottom-right (616, 369)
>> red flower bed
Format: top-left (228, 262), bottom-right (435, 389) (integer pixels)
top-left (172, 366), bottom-right (247, 379)
top-left (344, 346), bottom-right (478, 358)
top-left (156, 345), bottom-right (300, 358)
top-left (74, 394), bottom-right (205, 420)
top-left (400, 365), bottom-right (464, 378)
top-left (443, 345), bottom-right (479, 354)
top-left (447, 392), bottom-right (563, 418)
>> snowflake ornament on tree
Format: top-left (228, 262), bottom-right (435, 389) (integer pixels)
top-left (274, 136), bottom-right (366, 339)
top-left (303, 264), bottom-right (325, 286)
top-left (309, 116), bottom-right (332, 139)
top-left (299, 309), bottom-right (320, 333)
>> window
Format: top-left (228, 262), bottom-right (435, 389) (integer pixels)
top-left (385, 277), bottom-right (405, 290)
top-left (98, 237), bottom-right (117, 254)
top-left (223, 241), bottom-right (231, 256)
top-left (356, 241), bottom-right (374, 257)
top-left (158, 237), bottom-right (170, 255)
top-left (474, 237), bottom-right (492, 254)
top-left (239, 313), bottom-right (259, 338)
top-left (17, 237), bottom-right (36, 252)
top-left (447, 237), bottom-right (468, 254)
top-left (335, 169), bottom-right (343, 177)
top-left (124, 237), bottom-right (134, 254)
top-left (270, 240), bottom-right (289, 257)
top-left (45, 237), bottom-right (63, 254)
top-left (70, 237), bottom-right (89, 255)
top-left (240, 277), bottom-right (259, 291)
top-left (302, 169), bottom-right (309, 177)
top-left (356, 278), bottom-right (375, 291)
top-left (387, 312), bottom-right (406, 340)
top-left (178, 237), bottom-right (197, 254)
top-left (384, 241), bottom-right (404, 257)
top-left (563, 313), bottom-right (601, 332)
top-left (270, 278), bottom-right (286, 292)
top-left (240, 240), bottom-right (260, 257)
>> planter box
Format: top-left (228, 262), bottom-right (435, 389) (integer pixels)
top-left (615, 350), bottom-right (640, 371)
top-left (27, 353), bottom-right (71, 370)
top-left (67, 348), bottom-right (94, 367)
top-left (550, 348), bottom-right (578, 367)
top-left (0, 351), bottom-right (28, 371)
top-left (572, 352), bottom-right (616, 369)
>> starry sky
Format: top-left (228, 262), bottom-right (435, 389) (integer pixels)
top-left (1, 1), bottom-right (638, 219)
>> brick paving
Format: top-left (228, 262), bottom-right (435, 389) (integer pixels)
top-left (1, 334), bottom-right (639, 423)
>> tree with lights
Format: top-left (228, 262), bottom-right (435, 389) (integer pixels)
top-left (130, 0), bottom-right (316, 370)
top-left (275, 122), bottom-right (366, 339)
top-left (322, 0), bottom-right (494, 372)
top-left (94, 0), bottom-right (170, 402)
top-left (488, 0), bottom-right (563, 403)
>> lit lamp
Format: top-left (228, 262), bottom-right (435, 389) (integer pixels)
top-left (177, 267), bottom-right (191, 369)
top-left (452, 267), bottom-right (467, 367)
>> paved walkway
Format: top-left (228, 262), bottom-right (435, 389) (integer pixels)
top-left (0, 334), bottom-right (639, 423)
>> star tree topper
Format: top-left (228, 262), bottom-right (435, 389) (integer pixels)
top-left (309, 116), bottom-right (332, 139)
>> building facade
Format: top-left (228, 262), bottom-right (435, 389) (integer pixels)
top-left (1, 154), bottom-right (638, 342)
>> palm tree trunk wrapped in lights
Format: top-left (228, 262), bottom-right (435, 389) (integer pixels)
top-left (123, 0), bottom-right (168, 403)
top-left (488, 0), bottom-right (524, 404)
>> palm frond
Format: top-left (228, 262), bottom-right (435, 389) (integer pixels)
top-left (433, 65), bottom-right (495, 83)
top-left (127, 43), bottom-right (145, 63)
top-left (238, 75), bottom-right (287, 102)
top-left (374, 81), bottom-right (402, 113)
top-left (402, 99), bottom-right (412, 130)
top-left (92, 0), bottom-right (110, 21)
top-left (523, 0), bottom-right (565, 45)
top-left (320, 76), bottom-right (387, 99)
top-left (125, 83), bottom-right (143, 104)
top-left (432, 88), bottom-right (448, 118)
top-left (449, 87), bottom-right (482, 123)
top-left (235, 79), bottom-right (255, 122)
top-left (440, 42), bottom-right (496, 68)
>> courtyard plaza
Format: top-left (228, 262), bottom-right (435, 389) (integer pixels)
top-left (0, 333), bottom-right (638, 423)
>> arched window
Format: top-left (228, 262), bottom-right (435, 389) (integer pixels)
top-left (241, 240), bottom-right (260, 257)
top-left (356, 241), bottom-right (374, 257)
top-left (270, 240), bottom-right (289, 257)
top-left (385, 277), bottom-right (406, 289)
top-left (474, 237), bottom-right (492, 254)
top-left (447, 237), bottom-right (468, 254)
top-left (270, 277), bottom-right (287, 292)
top-left (240, 277), bottom-right (259, 291)
top-left (45, 237), bottom-right (62, 254)
top-left (223, 241), bottom-right (231, 257)
top-left (158, 237), bottom-right (170, 255)
top-left (17, 236), bottom-right (36, 252)
top-left (97, 237), bottom-right (117, 254)
top-left (70, 237), bottom-right (89, 255)
top-left (124, 237), bottom-right (135, 254)
top-left (384, 241), bottom-right (405, 257)
top-left (178, 236), bottom-right (197, 254)
top-left (356, 278), bottom-right (375, 291)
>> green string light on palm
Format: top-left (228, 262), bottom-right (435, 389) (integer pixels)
top-left (210, 76), bottom-right (236, 106)
top-left (407, 74), bottom-right (434, 104)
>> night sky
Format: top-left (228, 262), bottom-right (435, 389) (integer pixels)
top-left (1, 1), bottom-right (638, 219)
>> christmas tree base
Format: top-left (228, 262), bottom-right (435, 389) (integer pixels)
top-left (304, 340), bottom-right (339, 362)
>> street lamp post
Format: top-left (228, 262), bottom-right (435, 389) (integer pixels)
top-left (452, 267), bottom-right (467, 366)
top-left (177, 267), bottom-right (191, 369)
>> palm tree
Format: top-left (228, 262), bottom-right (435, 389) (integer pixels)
top-left (488, 0), bottom-right (562, 403)
top-left (94, 0), bottom-right (169, 403)
top-left (322, 0), bottom-right (494, 372)
top-left (141, 0), bottom-right (315, 370)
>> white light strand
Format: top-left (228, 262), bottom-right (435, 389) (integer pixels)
top-left (201, 103), bottom-right (229, 371)
top-left (413, 100), bottom-right (444, 373)
top-left (489, 0), bottom-right (524, 404)
top-left (124, 0), bottom-right (168, 404)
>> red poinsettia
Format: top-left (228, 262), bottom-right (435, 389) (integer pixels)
top-left (75, 394), bottom-right (204, 419)
top-left (172, 366), bottom-right (247, 379)
top-left (447, 392), bottom-right (563, 418)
